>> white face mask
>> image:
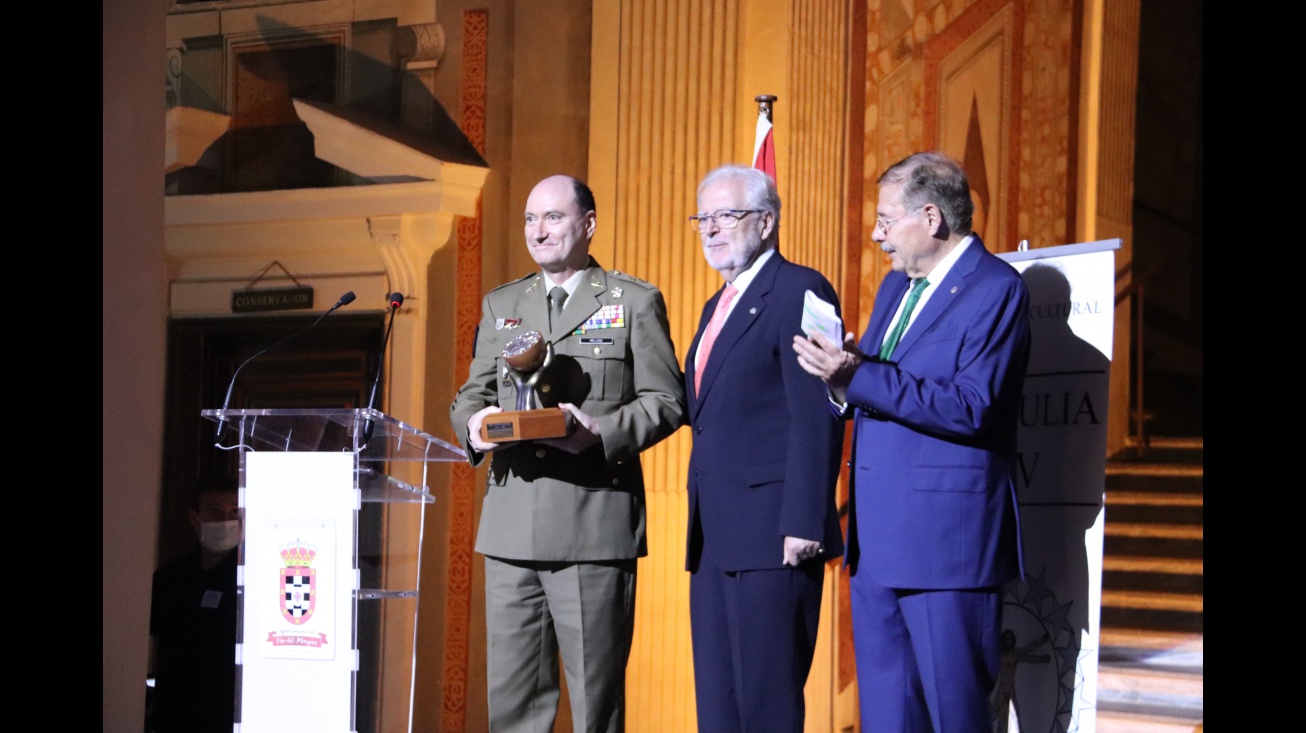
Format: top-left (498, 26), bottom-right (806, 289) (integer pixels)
top-left (199, 519), bottom-right (242, 553)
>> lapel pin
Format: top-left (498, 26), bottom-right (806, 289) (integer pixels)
top-left (950, 286), bottom-right (958, 294)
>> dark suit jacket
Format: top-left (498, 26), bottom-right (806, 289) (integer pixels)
top-left (685, 253), bottom-right (845, 571)
top-left (450, 259), bottom-right (687, 562)
top-left (844, 238), bottom-right (1031, 589)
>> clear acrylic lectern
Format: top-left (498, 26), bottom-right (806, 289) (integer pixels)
top-left (202, 408), bottom-right (464, 733)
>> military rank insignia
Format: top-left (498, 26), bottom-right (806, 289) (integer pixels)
top-left (574, 304), bottom-right (624, 334)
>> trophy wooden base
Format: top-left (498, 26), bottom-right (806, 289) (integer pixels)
top-left (480, 407), bottom-right (574, 443)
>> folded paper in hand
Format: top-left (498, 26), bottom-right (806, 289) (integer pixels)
top-left (801, 290), bottom-right (842, 343)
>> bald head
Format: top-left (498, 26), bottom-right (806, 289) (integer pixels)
top-left (525, 175), bottom-right (598, 283)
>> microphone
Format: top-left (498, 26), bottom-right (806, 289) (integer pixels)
top-left (360, 292), bottom-right (404, 446)
top-left (213, 291), bottom-right (356, 443)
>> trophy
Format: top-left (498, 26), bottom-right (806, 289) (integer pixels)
top-left (480, 330), bottom-right (576, 443)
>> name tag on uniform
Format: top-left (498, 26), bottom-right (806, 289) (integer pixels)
top-left (579, 337), bottom-right (614, 345)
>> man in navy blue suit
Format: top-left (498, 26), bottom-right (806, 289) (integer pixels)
top-left (794, 151), bottom-right (1031, 732)
top-left (684, 164), bottom-right (845, 733)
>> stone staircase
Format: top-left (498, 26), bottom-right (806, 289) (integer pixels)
top-left (1095, 437), bottom-right (1203, 731)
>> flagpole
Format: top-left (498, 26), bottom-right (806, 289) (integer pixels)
top-left (755, 94), bottom-right (776, 122)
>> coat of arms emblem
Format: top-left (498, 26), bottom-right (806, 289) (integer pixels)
top-left (279, 538), bottom-right (317, 625)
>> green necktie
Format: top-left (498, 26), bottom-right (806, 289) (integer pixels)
top-left (549, 286), bottom-right (567, 331)
top-left (879, 277), bottom-right (929, 360)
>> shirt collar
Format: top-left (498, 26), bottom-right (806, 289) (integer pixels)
top-left (543, 269), bottom-right (587, 299)
top-left (922, 234), bottom-right (974, 286)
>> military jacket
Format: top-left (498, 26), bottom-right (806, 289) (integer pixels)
top-left (450, 259), bottom-right (686, 561)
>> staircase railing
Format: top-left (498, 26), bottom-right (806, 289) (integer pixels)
top-left (1115, 262), bottom-right (1155, 457)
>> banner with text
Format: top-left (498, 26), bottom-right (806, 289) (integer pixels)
top-left (996, 239), bottom-right (1120, 733)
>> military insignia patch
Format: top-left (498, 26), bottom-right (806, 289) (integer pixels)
top-left (610, 287), bottom-right (623, 298)
top-left (574, 304), bottom-right (625, 334)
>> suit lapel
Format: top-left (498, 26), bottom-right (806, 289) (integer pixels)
top-left (693, 254), bottom-right (780, 412)
top-left (891, 237), bottom-right (986, 358)
top-left (549, 264), bottom-right (607, 341)
top-left (514, 274), bottom-right (550, 334)
top-left (687, 293), bottom-right (715, 415)
top-left (862, 275), bottom-right (907, 355)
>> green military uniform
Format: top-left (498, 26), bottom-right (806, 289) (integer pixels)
top-left (450, 257), bottom-right (686, 732)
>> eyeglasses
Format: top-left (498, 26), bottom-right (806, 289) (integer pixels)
top-left (875, 206), bottom-right (923, 236)
top-left (688, 209), bottom-right (763, 231)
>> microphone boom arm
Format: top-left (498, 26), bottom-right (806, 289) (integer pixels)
top-left (213, 291), bottom-right (356, 443)
top-left (360, 292), bottom-right (405, 446)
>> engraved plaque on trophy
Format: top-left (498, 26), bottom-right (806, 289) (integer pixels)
top-left (480, 330), bottom-right (575, 443)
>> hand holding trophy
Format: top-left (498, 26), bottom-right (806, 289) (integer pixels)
top-left (480, 330), bottom-right (576, 443)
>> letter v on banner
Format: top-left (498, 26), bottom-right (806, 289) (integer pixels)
top-left (752, 94), bottom-right (777, 183)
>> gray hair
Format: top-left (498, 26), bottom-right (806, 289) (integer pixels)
top-left (697, 164), bottom-right (781, 246)
top-left (877, 151), bottom-right (973, 236)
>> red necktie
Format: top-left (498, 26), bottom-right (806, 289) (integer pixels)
top-left (695, 283), bottom-right (739, 395)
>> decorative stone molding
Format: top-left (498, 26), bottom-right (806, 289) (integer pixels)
top-left (398, 22), bottom-right (445, 71)
top-left (291, 98), bottom-right (487, 193)
top-left (368, 214), bottom-right (423, 302)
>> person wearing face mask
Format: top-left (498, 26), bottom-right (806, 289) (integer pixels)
top-left (148, 474), bottom-right (241, 733)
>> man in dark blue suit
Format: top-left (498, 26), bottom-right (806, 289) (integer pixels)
top-left (794, 151), bottom-right (1031, 732)
top-left (684, 164), bottom-right (845, 733)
